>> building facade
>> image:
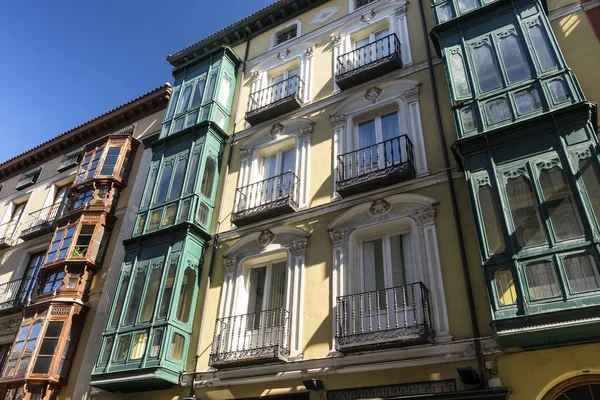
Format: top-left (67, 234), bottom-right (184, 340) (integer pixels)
top-left (0, 85), bottom-right (170, 400)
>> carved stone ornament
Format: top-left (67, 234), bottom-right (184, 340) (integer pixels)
top-left (0, 317), bottom-right (21, 337)
top-left (364, 87), bottom-right (383, 104)
top-left (292, 239), bottom-right (308, 257)
top-left (330, 113), bottom-right (346, 128)
top-left (360, 10), bottom-right (377, 24)
top-left (329, 230), bottom-right (346, 247)
top-left (305, 46), bottom-right (314, 57)
top-left (395, 2), bottom-right (408, 16)
top-left (295, 125), bottom-right (313, 141)
top-left (277, 48), bottom-right (291, 62)
top-left (369, 199), bottom-right (392, 219)
top-left (418, 207), bottom-right (436, 224)
top-left (270, 123), bottom-right (285, 138)
top-left (257, 230), bottom-right (275, 248)
top-left (252, 70), bottom-right (262, 81)
top-left (331, 34), bottom-right (343, 45)
top-left (224, 257), bottom-right (238, 275)
top-left (240, 148), bottom-right (253, 161)
top-left (403, 85), bottom-right (421, 102)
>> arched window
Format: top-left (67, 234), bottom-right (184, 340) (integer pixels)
top-left (542, 375), bottom-right (600, 400)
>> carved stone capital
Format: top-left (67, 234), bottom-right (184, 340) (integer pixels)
top-left (305, 46), bottom-right (314, 57)
top-left (360, 10), bottom-right (377, 24)
top-left (403, 85), bottom-right (421, 102)
top-left (295, 125), bottom-right (313, 141)
top-left (240, 148), bottom-right (253, 161)
top-left (395, 2), bottom-right (408, 16)
top-left (224, 257), bottom-right (238, 275)
top-left (329, 229), bottom-right (347, 247)
top-left (292, 239), bottom-right (308, 257)
top-left (251, 70), bottom-right (262, 81)
top-left (418, 207), bottom-right (436, 225)
top-left (330, 113), bottom-right (346, 128)
top-left (331, 34), bottom-right (343, 45)
top-left (277, 48), bottom-right (291, 62)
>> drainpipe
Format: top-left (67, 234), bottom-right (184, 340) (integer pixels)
top-left (187, 35), bottom-right (251, 397)
top-left (416, 0), bottom-right (486, 388)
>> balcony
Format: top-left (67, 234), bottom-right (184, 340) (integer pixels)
top-left (337, 135), bottom-right (415, 197)
top-left (0, 278), bottom-right (32, 316)
top-left (133, 194), bottom-right (212, 237)
top-left (0, 221), bottom-right (19, 250)
top-left (336, 33), bottom-right (402, 91)
top-left (210, 308), bottom-right (291, 368)
top-left (232, 171), bottom-right (299, 226)
top-left (356, 0), bottom-right (378, 7)
top-left (20, 202), bottom-right (67, 241)
top-left (335, 282), bottom-right (435, 352)
top-left (246, 76), bottom-right (304, 126)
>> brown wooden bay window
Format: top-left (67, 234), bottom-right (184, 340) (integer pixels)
top-left (74, 136), bottom-right (134, 185)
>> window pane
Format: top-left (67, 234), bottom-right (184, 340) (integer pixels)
top-left (207, 73), bottom-right (218, 101)
top-left (175, 268), bottom-right (195, 324)
top-left (478, 184), bottom-right (505, 254)
top-left (498, 34), bottom-right (531, 83)
top-left (389, 235), bottom-right (407, 287)
top-left (200, 157), bottom-right (217, 198)
top-left (169, 333), bottom-right (185, 362)
top-left (539, 165), bottom-right (584, 241)
top-left (514, 88), bottom-right (542, 114)
top-left (473, 44), bottom-right (502, 92)
top-left (142, 166), bottom-right (159, 208)
top-left (176, 84), bottom-right (193, 114)
top-left (154, 162), bottom-right (174, 205)
top-left (185, 150), bottom-right (201, 194)
top-left (190, 78), bottom-right (206, 108)
top-left (166, 89), bottom-right (180, 119)
top-left (579, 156), bottom-right (600, 220)
top-left (150, 329), bottom-right (163, 358)
top-left (57, 227), bottom-right (76, 261)
top-left (110, 275), bottom-right (130, 328)
top-left (247, 267), bottom-right (266, 315)
top-left (100, 337), bottom-right (114, 364)
top-left (494, 269), bottom-right (517, 305)
top-left (505, 175), bottom-right (547, 249)
top-left (100, 147), bottom-right (121, 176)
top-left (123, 267), bottom-right (147, 325)
top-left (381, 112), bottom-right (400, 141)
top-left (218, 75), bottom-right (232, 106)
top-left (169, 156), bottom-right (188, 200)
top-left (530, 24), bottom-right (557, 71)
top-left (73, 225), bottom-right (95, 258)
top-left (486, 98), bottom-right (511, 124)
top-left (461, 107), bottom-right (478, 132)
top-left (458, 0), bottom-right (478, 12)
top-left (358, 119), bottom-right (376, 148)
top-left (450, 53), bottom-right (470, 98)
top-left (438, 4), bottom-right (453, 22)
top-left (525, 260), bottom-right (561, 300)
top-left (268, 262), bottom-right (288, 310)
top-left (564, 254), bottom-right (600, 293)
top-left (549, 80), bottom-right (569, 103)
top-left (363, 239), bottom-right (385, 292)
top-left (140, 267), bottom-right (162, 322)
top-left (280, 150), bottom-right (296, 174)
top-left (130, 332), bottom-right (147, 360)
top-left (158, 258), bottom-right (178, 319)
top-left (114, 335), bottom-right (131, 362)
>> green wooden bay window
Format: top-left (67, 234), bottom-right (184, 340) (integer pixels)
top-left (160, 48), bottom-right (238, 138)
top-left (92, 235), bottom-right (204, 390)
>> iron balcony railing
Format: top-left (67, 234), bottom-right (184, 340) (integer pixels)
top-left (338, 135), bottom-right (414, 185)
top-left (20, 202), bottom-right (68, 239)
top-left (247, 76), bottom-right (304, 115)
top-left (336, 282), bottom-right (434, 350)
top-left (210, 308), bottom-right (291, 367)
top-left (337, 33), bottom-right (401, 77)
top-left (0, 277), bottom-right (32, 312)
top-left (356, 0), bottom-right (378, 7)
top-left (233, 171), bottom-right (299, 217)
top-left (0, 221), bottom-right (19, 248)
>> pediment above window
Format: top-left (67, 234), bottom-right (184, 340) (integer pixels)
top-left (241, 118), bottom-right (315, 153)
top-left (223, 226), bottom-right (309, 264)
top-left (336, 0), bottom-right (408, 37)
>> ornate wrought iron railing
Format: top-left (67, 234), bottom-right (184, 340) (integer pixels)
top-left (233, 171), bottom-right (299, 217)
top-left (338, 135), bottom-right (414, 185)
top-left (20, 202), bottom-right (68, 238)
top-left (0, 277), bottom-right (32, 311)
top-left (0, 221), bottom-right (19, 248)
top-left (337, 33), bottom-right (401, 77)
top-left (247, 76), bottom-right (304, 115)
top-left (336, 282), bottom-right (434, 349)
top-left (210, 308), bottom-right (291, 366)
top-left (356, 0), bottom-right (378, 7)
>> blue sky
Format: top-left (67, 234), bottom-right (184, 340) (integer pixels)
top-left (0, 0), bottom-right (274, 163)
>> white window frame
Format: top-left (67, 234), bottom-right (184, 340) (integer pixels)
top-left (270, 20), bottom-right (301, 49)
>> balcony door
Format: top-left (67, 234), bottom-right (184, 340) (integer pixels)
top-left (39, 186), bottom-right (69, 224)
top-left (17, 252), bottom-right (46, 304)
top-left (358, 233), bottom-right (418, 333)
top-left (271, 67), bottom-right (299, 102)
top-left (2, 203), bottom-right (26, 241)
top-left (355, 111), bottom-right (401, 175)
top-left (354, 28), bottom-right (390, 68)
top-left (260, 149), bottom-right (296, 206)
top-left (242, 260), bottom-right (289, 349)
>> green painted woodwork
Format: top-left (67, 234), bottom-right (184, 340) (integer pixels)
top-left (161, 47), bottom-right (238, 138)
top-left (91, 231), bottom-right (205, 391)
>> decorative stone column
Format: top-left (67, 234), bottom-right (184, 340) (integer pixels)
top-left (219, 256), bottom-right (238, 320)
top-left (330, 114), bottom-right (346, 199)
top-left (289, 239), bottom-right (308, 358)
top-left (401, 85), bottom-right (428, 175)
top-left (331, 34), bottom-right (344, 93)
top-left (395, 3), bottom-right (412, 65)
top-left (417, 207), bottom-right (450, 338)
top-left (329, 229), bottom-right (347, 354)
top-left (294, 126), bottom-right (312, 207)
top-left (303, 46), bottom-right (315, 103)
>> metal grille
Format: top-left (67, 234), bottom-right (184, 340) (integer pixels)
top-left (233, 171), bottom-right (299, 218)
top-left (337, 33), bottom-right (401, 77)
top-left (20, 201), bottom-right (68, 238)
top-left (247, 76), bottom-right (304, 114)
top-left (0, 278), bottom-right (31, 311)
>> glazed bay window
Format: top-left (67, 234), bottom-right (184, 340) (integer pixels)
top-left (75, 137), bottom-right (132, 185)
top-left (134, 142), bottom-right (218, 236)
top-left (44, 220), bottom-right (106, 267)
top-left (2, 321), bottom-right (42, 377)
